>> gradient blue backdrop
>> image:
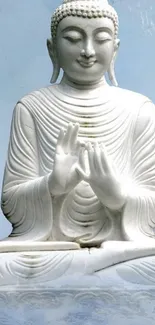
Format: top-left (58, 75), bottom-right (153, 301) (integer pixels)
top-left (0, 0), bottom-right (155, 239)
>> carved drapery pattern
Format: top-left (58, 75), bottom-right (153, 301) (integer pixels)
top-left (2, 85), bottom-right (155, 244)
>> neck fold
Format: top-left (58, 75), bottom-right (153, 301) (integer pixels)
top-left (58, 74), bottom-right (110, 100)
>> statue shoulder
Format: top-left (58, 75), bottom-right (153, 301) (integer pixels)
top-left (113, 86), bottom-right (151, 108)
top-left (111, 87), bottom-right (155, 134)
top-left (133, 100), bottom-right (155, 140)
top-left (116, 88), bottom-right (155, 140)
top-left (17, 85), bottom-right (56, 114)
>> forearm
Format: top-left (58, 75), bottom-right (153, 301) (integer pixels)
top-left (122, 186), bottom-right (155, 241)
top-left (2, 174), bottom-right (52, 240)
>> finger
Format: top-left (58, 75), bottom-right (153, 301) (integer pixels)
top-left (56, 129), bottom-right (64, 153)
top-left (75, 165), bottom-right (89, 181)
top-left (80, 141), bottom-right (85, 148)
top-left (76, 140), bottom-right (81, 155)
top-left (62, 123), bottom-right (73, 153)
top-left (78, 147), bottom-right (86, 171)
top-left (70, 123), bottom-right (79, 150)
top-left (94, 142), bottom-right (103, 172)
top-left (87, 142), bottom-right (95, 172)
top-left (100, 143), bottom-right (112, 173)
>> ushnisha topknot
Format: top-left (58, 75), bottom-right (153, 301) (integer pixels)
top-left (51, 0), bottom-right (119, 40)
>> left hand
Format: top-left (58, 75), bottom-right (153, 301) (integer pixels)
top-left (76, 142), bottom-right (126, 210)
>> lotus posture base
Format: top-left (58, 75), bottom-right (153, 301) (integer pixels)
top-left (1, 247), bottom-right (155, 324)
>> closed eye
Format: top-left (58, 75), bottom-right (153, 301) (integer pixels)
top-left (63, 36), bottom-right (82, 43)
top-left (95, 37), bottom-right (112, 43)
top-left (95, 32), bottom-right (112, 43)
top-left (63, 30), bottom-right (83, 43)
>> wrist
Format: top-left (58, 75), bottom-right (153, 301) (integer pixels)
top-left (48, 172), bottom-right (73, 197)
top-left (107, 191), bottom-right (127, 211)
top-left (48, 172), bottom-right (62, 197)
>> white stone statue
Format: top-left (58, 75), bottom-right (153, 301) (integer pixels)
top-left (1, 0), bottom-right (155, 277)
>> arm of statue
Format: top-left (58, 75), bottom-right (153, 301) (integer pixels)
top-left (122, 100), bottom-right (155, 242)
top-left (1, 103), bottom-right (53, 241)
top-left (76, 142), bottom-right (126, 210)
top-left (48, 123), bottom-right (84, 196)
top-left (77, 100), bottom-right (155, 243)
top-left (1, 104), bottom-right (83, 241)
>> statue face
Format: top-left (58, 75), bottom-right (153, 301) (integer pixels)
top-left (56, 16), bottom-right (117, 84)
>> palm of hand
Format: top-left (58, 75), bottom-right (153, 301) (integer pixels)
top-left (53, 148), bottom-right (79, 192)
top-left (50, 123), bottom-right (83, 196)
top-left (76, 142), bottom-right (126, 210)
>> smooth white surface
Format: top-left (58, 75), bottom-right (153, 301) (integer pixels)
top-left (0, 241), bottom-right (80, 253)
top-left (1, 242), bottom-right (155, 287)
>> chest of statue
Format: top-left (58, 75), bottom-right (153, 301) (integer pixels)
top-left (32, 98), bottom-right (134, 177)
top-left (25, 91), bottom-right (136, 245)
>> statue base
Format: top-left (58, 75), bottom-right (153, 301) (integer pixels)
top-left (1, 243), bottom-right (155, 323)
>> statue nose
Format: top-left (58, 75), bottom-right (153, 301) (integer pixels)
top-left (81, 40), bottom-right (95, 58)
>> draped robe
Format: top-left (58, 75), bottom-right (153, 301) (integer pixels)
top-left (2, 84), bottom-right (155, 245)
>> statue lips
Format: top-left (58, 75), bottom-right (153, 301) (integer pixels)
top-left (77, 60), bottom-right (97, 68)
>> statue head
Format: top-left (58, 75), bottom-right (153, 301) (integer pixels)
top-left (47, 0), bottom-right (120, 86)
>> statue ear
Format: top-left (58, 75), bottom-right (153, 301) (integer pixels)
top-left (108, 38), bottom-right (120, 87)
top-left (114, 38), bottom-right (120, 54)
top-left (47, 38), bottom-right (53, 61)
top-left (47, 38), bottom-right (60, 84)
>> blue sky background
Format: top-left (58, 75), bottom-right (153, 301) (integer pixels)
top-left (0, 0), bottom-right (155, 239)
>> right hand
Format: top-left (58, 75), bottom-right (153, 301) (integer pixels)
top-left (48, 123), bottom-right (84, 196)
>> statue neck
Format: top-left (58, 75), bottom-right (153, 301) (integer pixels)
top-left (58, 74), bottom-right (110, 100)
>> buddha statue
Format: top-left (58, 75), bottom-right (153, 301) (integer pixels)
top-left (1, 0), bottom-right (155, 260)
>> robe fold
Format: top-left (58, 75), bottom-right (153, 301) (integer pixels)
top-left (2, 85), bottom-right (155, 244)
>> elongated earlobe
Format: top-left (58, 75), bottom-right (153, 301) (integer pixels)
top-left (47, 38), bottom-right (60, 84)
top-left (108, 39), bottom-right (120, 87)
top-left (108, 56), bottom-right (118, 87)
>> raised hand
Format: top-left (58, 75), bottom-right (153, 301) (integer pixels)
top-left (76, 142), bottom-right (126, 210)
top-left (48, 123), bottom-right (84, 196)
